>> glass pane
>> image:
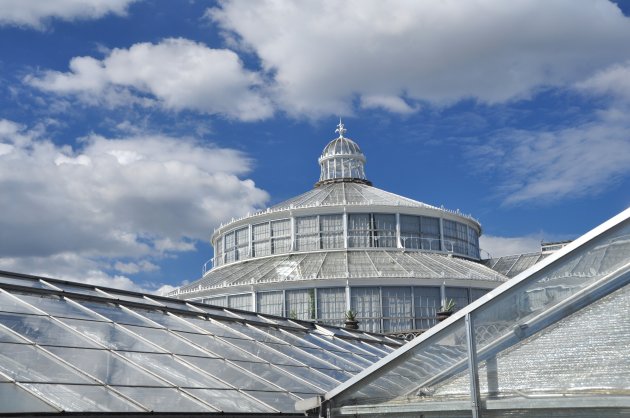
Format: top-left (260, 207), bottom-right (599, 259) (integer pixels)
top-left (286, 289), bottom-right (315, 321)
top-left (0, 313), bottom-right (99, 348)
top-left (114, 386), bottom-right (215, 412)
top-left (10, 292), bottom-right (100, 320)
top-left (46, 346), bottom-right (167, 386)
top-left (221, 337), bottom-right (303, 366)
top-left (59, 318), bottom-right (161, 352)
top-left (317, 287), bottom-right (346, 327)
top-left (22, 383), bottom-right (142, 412)
top-left (244, 390), bottom-right (299, 412)
top-left (382, 287), bottom-right (413, 332)
top-left (76, 301), bottom-right (155, 327)
top-left (127, 308), bottom-right (200, 332)
top-left (123, 325), bottom-right (208, 356)
top-left (180, 356), bottom-right (281, 391)
top-left (42, 281), bottom-right (102, 297)
top-left (174, 332), bottom-right (260, 362)
top-left (276, 364), bottom-right (341, 390)
top-left (0, 382), bottom-right (59, 413)
top-left (0, 290), bottom-right (40, 314)
top-left (414, 286), bottom-right (440, 330)
top-left (0, 342), bottom-right (92, 383)
top-left (232, 361), bottom-right (322, 393)
top-left (256, 291), bottom-right (284, 316)
top-left (0, 276), bottom-right (47, 289)
top-left (227, 294), bottom-right (252, 311)
top-left (188, 388), bottom-right (273, 413)
top-left (351, 287), bottom-right (381, 333)
top-left (118, 352), bottom-right (230, 389)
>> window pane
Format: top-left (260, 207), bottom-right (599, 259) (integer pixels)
top-left (446, 287), bottom-right (469, 312)
top-left (257, 291), bottom-right (283, 316)
top-left (351, 287), bottom-right (381, 333)
top-left (227, 294), bottom-right (252, 311)
top-left (414, 286), bottom-right (440, 329)
top-left (381, 287), bottom-right (412, 332)
top-left (286, 289), bottom-right (315, 321)
top-left (317, 288), bottom-right (346, 327)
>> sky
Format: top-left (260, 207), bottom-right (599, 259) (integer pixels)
top-left (1, 0), bottom-right (629, 295)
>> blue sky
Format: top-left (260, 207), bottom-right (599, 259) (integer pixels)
top-left (1, 0), bottom-right (629, 294)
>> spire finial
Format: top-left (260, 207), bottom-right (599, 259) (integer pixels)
top-left (335, 118), bottom-right (346, 139)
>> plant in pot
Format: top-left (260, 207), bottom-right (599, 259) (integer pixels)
top-left (345, 310), bottom-right (359, 330)
top-left (437, 299), bottom-right (456, 321)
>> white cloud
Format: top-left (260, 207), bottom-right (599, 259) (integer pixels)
top-left (0, 119), bottom-right (269, 289)
top-left (0, 0), bottom-right (137, 30)
top-left (471, 113), bottom-right (630, 205)
top-left (576, 60), bottom-right (630, 102)
top-left (26, 38), bottom-right (273, 121)
top-left (480, 235), bottom-right (542, 258)
top-left (210, 0), bottom-right (630, 117)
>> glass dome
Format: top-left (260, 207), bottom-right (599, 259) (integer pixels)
top-left (317, 121), bottom-right (371, 186)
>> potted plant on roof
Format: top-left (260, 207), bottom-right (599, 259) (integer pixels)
top-left (437, 299), bottom-right (456, 322)
top-left (345, 310), bottom-right (359, 330)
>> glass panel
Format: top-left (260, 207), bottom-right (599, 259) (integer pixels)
top-left (351, 287), bottom-right (381, 333)
top-left (227, 294), bottom-right (252, 311)
top-left (382, 287), bottom-right (413, 332)
top-left (180, 356), bottom-right (281, 391)
top-left (174, 332), bottom-right (260, 362)
top-left (414, 286), bottom-right (441, 330)
top-left (231, 361), bottom-right (322, 393)
top-left (0, 275), bottom-right (48, 289)
top-left (46, 282), bottom-right (102, 297)
top-left (23, 383), bottom-right (143, 412)
top-left (317, 287), bottom-right (346, 327)
top-left (286, 289), bottom-right (315, 321)
top-left (400, 215), bottom-right (421, 249)
top-left (114, 386), bottom-right (214, 412)
top-left (373, 214), bottom-right (396, 248)
top-left (446, 287), bottom-right (469, 312)
top-left (59, 318), bottom-right (161, 352)
top-left (0, 343), bottom-right (92, 383)
top-left (202, 296), bottom-right (227, 307)
top-left (348, 214), bottom-right (371, 248)
top-left (46, 346), bottom-right (167, 386)
top-left (220, 337), bottom-right (303, 366)
top-left (321, 214), bottom-right (344, 249)
top-left (0, 290), bottom-right (40, 314)
top-left (127, 308), bottom-right (200, 332)
top-left (244, 390), bottom-right (299, 412)
top-left (0, 382), bottom-right (59, 413)
top-left (118, 352), bottom-right (230, 389)
top-left (189, 388), bottom-right (273, 413)
top-left (95, 289), bottom-right (162, 306)
top-left (183, 317), bottom-right (245, 338)
top-left (76, 301), bottom-right (155, 327)
top-left (256, 291), bottom-right (283, 316)
top-left (298, 347), bottom-right (361, 372)
top-left (275, 364), bottom-right (341, 390)
top-left (10, 292), bottom-right (100, 320)
top-left (0, 313), bottom-right (99, 348)
top-left (296, 216), bottom-right (319, 251)
top-left (117, 325), bottom-right (207, 356)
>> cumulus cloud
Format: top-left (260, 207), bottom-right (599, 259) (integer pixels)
top-left (0, 0), bottom-right (137, 30)
top-left (209, 0), bottom-right (630, 117)
top-left (26, 38), bottom-right (273, 121)
top-left (0, 119), bottom-right (269, 290)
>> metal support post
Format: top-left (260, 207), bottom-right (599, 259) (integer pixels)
top-left (465, 313), bottom-right (482, 418)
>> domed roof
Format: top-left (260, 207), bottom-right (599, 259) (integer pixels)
top-left (317, 121), bottom-right (371, 186)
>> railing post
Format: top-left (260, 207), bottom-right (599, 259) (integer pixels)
top-left (465, 313), bottom-right (482, 418)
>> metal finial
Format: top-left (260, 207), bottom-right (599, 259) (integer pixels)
top-left (335, 118), bottom-right (346, 138)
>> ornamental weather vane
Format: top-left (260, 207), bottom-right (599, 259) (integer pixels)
top-left (335, 118), bottom-right (347, 138)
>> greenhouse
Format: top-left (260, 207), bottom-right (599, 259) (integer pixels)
top-left (0, 269), bottom-right (402, 415)
top-left (300, 206), bottom-right (630, 417)
top-left (171, 122), bottom-right (507, 334)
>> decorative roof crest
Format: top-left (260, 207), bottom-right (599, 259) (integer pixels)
top-left (335, 118), bottom-right (347, 139)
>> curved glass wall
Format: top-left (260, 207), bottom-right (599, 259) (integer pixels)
top-left (212, 213), bottom-right (480, 268)
top-left (202, 286), bottom-right (489, 334)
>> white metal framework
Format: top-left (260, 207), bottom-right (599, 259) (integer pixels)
top-left (304, 207), bottom-right (630, 417)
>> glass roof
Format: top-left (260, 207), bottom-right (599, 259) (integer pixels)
top-left (177, 250), bottom-right (506, 295)
top-left (314, 207), bottom-right (630, 417)
top-left (0, 270), bottom-right (402, 415)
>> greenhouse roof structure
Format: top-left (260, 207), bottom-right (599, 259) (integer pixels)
top-left (300, 206), bottom-right (630, 417)
top-left (0, 270), bottom-right (402, 415)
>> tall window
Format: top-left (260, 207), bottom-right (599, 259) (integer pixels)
top-left (320, 215), bottom-right (344, 249)
top-left (252, 222), bottom-right (271, 257)
top-left (227, 294), bottom-right (252, 311)
top-left (351, 287), bottom-right (381, 333)
top-left (382, 287), bottom-right (413, 332)
top-left (214, 237), bottom-right (224, 266)
top-left (271, 219), bottom-right (291, 254)
top-left (296, 216), bottom-right (319, 251)
top-left (400, 215), bottom-right (421, 249)
top-left (236, 227), bottom-right (249, 260)
top-left (468, 227), bottom-right (480, 258)
top-left (286, 289), bottom-right (315, 320)
top-left (257, 291), bottom-right (283, 316)
top-left (420, 216), bottom-right (441, 250)
top-left (317, 287), bottom-right (346, 327)
top-left (446, 287), bottom-right (469, 312)
top-left (348, 213), bottom-right (396, 248)
top-left (414, 287), bottom-right (440, 329)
